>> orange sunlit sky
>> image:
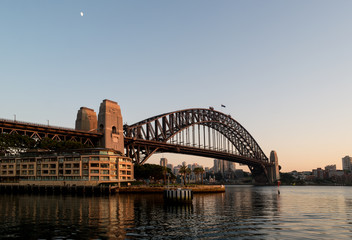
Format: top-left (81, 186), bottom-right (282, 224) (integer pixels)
top-left (1, 1), bottom-right (352, 172)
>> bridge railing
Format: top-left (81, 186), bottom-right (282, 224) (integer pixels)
top-left (0, 118), bottom-right (77, 132)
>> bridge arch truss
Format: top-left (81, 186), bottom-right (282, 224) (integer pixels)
top-left (124, 108), bottom-right (269, 168)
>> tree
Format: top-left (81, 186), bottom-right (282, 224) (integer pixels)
top-left (193, 167), bottom-right (204, 184)
top-left (186, 168), bottom-right (191, 184)
top-left (134, 163), bottom-right (175, 182)
top-left (179, 165), bottom-right (187, 185)
top-left (0, 133), bottom-right (92, 156)
top-left (200, 167), bottom-right (205, 185)
top-left (0, 133), bottom-right (36, 155)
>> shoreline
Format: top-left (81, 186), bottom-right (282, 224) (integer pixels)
top-left (119, 185), bottom-right (226, 193)
top-left (0, 184), bottom-right (226, 194)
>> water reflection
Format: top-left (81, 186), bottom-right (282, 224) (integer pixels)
top-left (0, 194), bottom-right (137, 239)
top-left (1, 186), bottom-right (352, 239)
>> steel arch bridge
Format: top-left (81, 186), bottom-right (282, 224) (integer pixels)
top-left (124, 108), bottom-right (274, 184)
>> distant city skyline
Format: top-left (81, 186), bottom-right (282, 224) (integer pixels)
top-left (2, 1), bottom-right (352, 172)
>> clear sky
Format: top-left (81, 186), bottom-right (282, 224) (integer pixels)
top-left (1, 1), bottom-right (352, 172)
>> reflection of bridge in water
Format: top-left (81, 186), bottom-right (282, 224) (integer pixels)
top-left (0, 99), bottom-right (279, 184)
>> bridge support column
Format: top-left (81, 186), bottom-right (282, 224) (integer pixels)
top-left (270, 150), bottom-right (280, 182)
top-left (250, 165), bottom-right (271, 185)
top-left (262, 150), bottom-right (280, 184)
top-left (75, 107), bottom-right (98, 132)
top-left (97, 99), bottom-right (124, 153)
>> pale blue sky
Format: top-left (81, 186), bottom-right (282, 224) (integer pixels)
top-left (1, 1), bottom-right (352, 171)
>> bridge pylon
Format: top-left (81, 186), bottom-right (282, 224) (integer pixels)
top-left (75, 99), bottom-right (124, 153)
top-left (266, 150), bottom-right (280, 183)
top-left (97, 100), bottom-right (124, 154)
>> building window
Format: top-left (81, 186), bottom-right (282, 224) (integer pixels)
top-left (100, 163), bottom-right (109, 168)
top-left (90, 163), bottom-right (99, 168)
top-left (91, 176), bottom-right (99, 180)
top-left (90, 170), bottom-right (99, 174)
top-left (101, 170), bottom-right (109, 174)
top-left (101, 176), bottom-right (109, 180)
top-left (73, 163), bottom-right (80, 168)
top-left (112, 126), bottom-right (117, 133)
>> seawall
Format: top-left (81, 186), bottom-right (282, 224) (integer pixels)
top-left (119, 185), bottom-right (225, 193)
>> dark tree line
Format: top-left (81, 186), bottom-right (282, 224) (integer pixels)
top-left (134, 163), bottom-right (176, 181)
top-left (0, 133), bottom-right (91, 156)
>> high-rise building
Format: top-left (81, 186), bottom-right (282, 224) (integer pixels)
top-left (213, 159), bottom-right (235, 173)
top-left (224, 161), bottom-right (236, 172)
top-left (160, 158), bottom-right (168, 168)
top-left (213, 159), bottom-right (221, 173)
top-left (342, 156), bottom-right (352, 171)
top-left (167, 164), bottom-right (174, 172)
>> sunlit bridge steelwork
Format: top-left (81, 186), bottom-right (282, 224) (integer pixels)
top-left (124, 108), bottom-right (276, 184)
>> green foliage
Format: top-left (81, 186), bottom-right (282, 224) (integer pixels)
top-left (0, 133), bottom-right (36, 155)
top-left (280, 172), bottom-right (295, 185)
top-left (0, 133), bottom-right (91, 156)
top-left (134, 163), bottom-right (175, 180)
top-left (37, 138), bottom-right (90, 151)
top-left (193, 167), bottom-right (205, 184)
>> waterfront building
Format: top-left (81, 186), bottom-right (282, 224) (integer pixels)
top-left (342, 156), bottom-right (352, 171)
top-left (312, 168), bottom-right (324, 179)
top-left (325, 165), bottom-right (336, 171)
top-left (0, 148), bottom-right (133, 186)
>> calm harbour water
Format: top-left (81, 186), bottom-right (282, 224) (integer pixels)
top-left (0, 185), bottom-right (352, 239)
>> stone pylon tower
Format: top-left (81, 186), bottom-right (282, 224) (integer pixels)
top-left (75, 107), bottom-right (98, 132)
top-left (97, 99), bottom-right (124, 153)
top-left (269, 150), bottom-right (280, 182)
